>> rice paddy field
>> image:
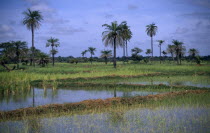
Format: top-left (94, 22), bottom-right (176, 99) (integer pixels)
top-left (0, 61), bottom-right (210, 133)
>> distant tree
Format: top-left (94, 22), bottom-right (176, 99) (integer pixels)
top-left (162, 50), bottom-right (167, 62)
top-left (167, 44), bottom-right (176, 61)
top-left (101, 50), bottom-right (112, 64)
top-left (172, 40), bottom-right (184, 65)
top-left (157, 40), bottom-right (165, 64)
top-left (131, 47), bottom-right (143, 61)
top-left (188, 48), bottom-right (199, 59)
top-left (102, 21), bottom-right (124, 68)
top-left (23, 9), bottom-right (43, 67)
top-left (146, 23), bottom-right (158, 57)
top-left (0, 42), bottom-right (15, 71)
top-left (145, 49), bottom-right (152, 56)
top-left (12, 41), bottom-right (28, 69)
top-left (88, 47), bottom-right (96, 64)
top-left (46, 37), bottom-right (60, 66)
top-left (131, 47), bottom-right (143, 55)
top-left (81, 50), bottom-right (88, 57)
top-left (162, 50), bottom-right (167, 56)
top-left (37, 51), bottom-right (49, 67)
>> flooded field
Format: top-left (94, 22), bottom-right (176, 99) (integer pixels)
top-left (1, 92), bottom-right (209, 133)
top-left (0, 87), bottom-right (159, 111)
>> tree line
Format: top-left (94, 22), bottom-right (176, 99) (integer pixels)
top-left (0, 8), bottom-right (204, 71)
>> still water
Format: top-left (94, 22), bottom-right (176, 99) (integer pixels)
top-left (0, 88), bottom-right (159, 111)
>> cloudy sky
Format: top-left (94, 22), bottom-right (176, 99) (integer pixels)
top-left (0, 0), bottom-right (210, 57)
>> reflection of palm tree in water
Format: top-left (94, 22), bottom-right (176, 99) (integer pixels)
top-left (32, 87), bottom-right (35, 107)
top-left (44, 87), bottom-right (47, 98)
top-left (114, 88), bottom-right (116, 97)
top-left (52, 88), bottom-right (58, 99)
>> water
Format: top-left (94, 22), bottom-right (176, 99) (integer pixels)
top-left (0, 107), bottom-right (209, 133)
top-left (120, 81), bottom-right (210, 88)
top-left (0, 88), bottom-right (159, 111)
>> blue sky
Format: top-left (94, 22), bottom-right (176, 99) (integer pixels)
top-left (0, 0), bottom-right (210, 57)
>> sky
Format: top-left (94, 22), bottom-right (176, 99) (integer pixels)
top-left (0, 0), bottom-right (210, 57)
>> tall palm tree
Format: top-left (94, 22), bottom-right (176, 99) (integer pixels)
top-left (46, 37), bottom-right (60, 66)
top-left (102, 21), bottom-right (124, 68)
top-left (167, 44), bottom-right (176, 61)
top-left (146, 23), bottom-right (158, 58)
top-left (88, 47), bottom-right (96, 64)
top-left (101, 50), bottom-right (112, 64)
top-left (13, 41), bottom-right (27, 69)
top-left (172, 40), bottom-right (184, 65)
top-left (157, 40), bottom-right (164, 64)
top-left (81, 50), bottom-right (88, 57)
top-left (121, 21), bottom-right (132, 60)
top-left (23, 9), bottom-right (43, 67)
top-left (188, 48), bottom-right (198, 58)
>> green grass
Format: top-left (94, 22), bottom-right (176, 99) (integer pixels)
top-left (0, 62), bottom-right (210, 90)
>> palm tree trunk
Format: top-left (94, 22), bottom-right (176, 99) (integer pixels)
top-left (52, 45), bottom-right (54, 66)
top-left (176, 51), bottom-right (179, 65)
top-left (126, 40), bottom-right (128, 57)
top-left (16, 45), bottom-right (19, 69)
top-left (32, 87), bottom-right (35, 107)
top-left (160, 45), bottom-right (161, 64)
top-left (105, 57), bottom-right (107, 64)
top-left (151, 36), bottom-right (153, 57)
top-left (53, 54), bottom-right (55, 66)
top-left (113, 37), bottom-right (116, 68)
top-left (123, 42), bottom-right (125, 63)
top-left (31, 25), bottom-right (35, 67)
top-left (126, 40), bottom-right (128, 63)
top-left (91, 54), bottom-right (92, 64)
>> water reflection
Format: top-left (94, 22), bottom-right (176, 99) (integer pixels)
top-left (121, 81), bottom-right (210, 88)
top-left (0, 87), bottom-right (159, 111)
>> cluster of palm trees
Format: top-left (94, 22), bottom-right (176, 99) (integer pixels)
top-left (102, 21), bottom-right (132, 68)
top-left (81, 47), bottom-right (96, 64)
top-left (23, 9), bottom-right (60, 67)
top-left (101, 21), bottom-right (200, 67)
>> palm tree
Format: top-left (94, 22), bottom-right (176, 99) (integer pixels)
top-left (146, 23), bottom-right (158, 58)
top-left (172, 40), bottom-right (184, 65)
top-left (13, 41), bottom-right (27, 69)
top-left (121, 21), bottom-right (132, 60)
top-left (101, 50), bottom-right (112, 64)
top-left (23, 9), bottom-right (43, 67)
top-left (88, 47), bottom-right (96, 64)
top-left (145, 49), bottom-right (152, 56)
top-left (46, 37), bottom-right (60, 66)
top-left (157, 40), bottom-right (164, 64)
top-left (102, 21), bottom-right (124, 68)
top-left (81, 50), bottom-right (88, 57)
top-left (167, 44), bottom-right (176, 61)
top-left (188, 48), bottom-right (198, 58)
